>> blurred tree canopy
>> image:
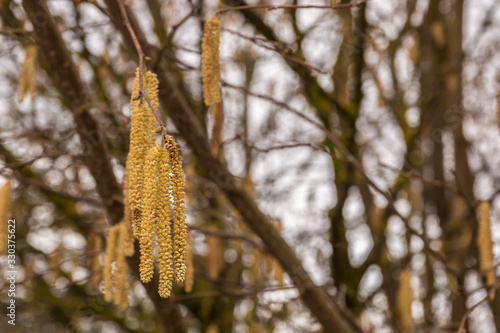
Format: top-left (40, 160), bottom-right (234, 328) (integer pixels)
top-left (1, 0), bottom-right (500, 332)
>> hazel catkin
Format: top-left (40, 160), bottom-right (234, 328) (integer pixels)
top-left (478, 201), bottom-right (496, 292)
top-left (103, 221), bottom-right (133, 308)
top-left (139, 145), bottom-right (161, 283)
top-left (0, 180), bottom-right (12, 256)
top-left (103, 224), bottom-right (119, 302)
top-left (18, 45), bottom-right (37, 103)
top-left (201, 16), bottom-right (221, 107)
top-left (127, 68), bottom-right (158, 239)
top-left (156, 147), bottom-right (175, 297)
top-left (165, 136), bottom-right (187, 283)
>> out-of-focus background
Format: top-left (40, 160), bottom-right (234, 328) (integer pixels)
top-left (1, 0), bottom-right (500, 332)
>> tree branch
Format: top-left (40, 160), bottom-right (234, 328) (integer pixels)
top-left (215, 0), bottom-right (368, 15)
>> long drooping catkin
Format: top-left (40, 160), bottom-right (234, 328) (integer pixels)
top-left (0, 181), bottom-right (12, 256)
top-left (207, 234), bottom-right (225, 279)
top-left (114, 222), bottom-right (131, 309)
top-left (18, 45), bottom-right (37, 103)
top-left (140, 145), bottom-right (161, 283)
top-left (88, 231), bottom-right (103, 290)
top-left (184, 232), bottom-right (194, 293)
top-left (127, 69), bottom-right (158, 239)
top-left (269, 219), bottom-right (284, 286)
top-left (165, 136), bottom-right (187, 282)
top-left (478, 201), bottom-right (496, 290)
top-left (397, 269), bottom-right (413, 333)
top-left (157, 147), bottom-right (174, 297)
top-left (201, 16), bottom-right (221, 107)
top-left (103, 224), bottom-right (119, 302)
top-left (103, 221), bottom-right (133, 308)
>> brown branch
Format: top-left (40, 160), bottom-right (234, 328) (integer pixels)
top-left (8, 170), bottom-right (101, 206)
top-left (222, 27), bottom-right (327, 74)
top-left (189, 225), bottom-right (266, 251)
top-left (215, 0), bottom-right (368, 15)
top-left (0, 28), bottom-right (32, 36)
top-left (21, 0), bottom-right (123, 223)
top-left (456, 295), bottom-right (489, 333)
top-left (222, 80), bottom-right (459, 276)
top-left (379, 162), bottom-right (461, 194)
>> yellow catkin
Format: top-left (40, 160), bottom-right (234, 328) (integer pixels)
top-left (124, 223), bottom-right (135, 257)
top-left (0, 180), bottom-right (12, 256)
top-left (157, 147), bottom-right (174, 297)
top-left (205, 324), bottom-right (219, 333)
top-left (166, 136), bottom-right (187, 283)
top-left (127, 68), bottom-right (158, 239)
top-left (88, 231), bottom-right (103, 289)
top-left (114, 222), bottom-right (130, 309)
top-left (396, 269), bottom-right (413, 333)
top-left (201, 16), bottom-right (221, 106)
top-left (103, 224), bottom-right (119, 302)
top-left (184, 232), bottom-right (194, 292)
top-left (478, 201), bottom-right (496, 292)
top-left (274, 261), bottom-right (284, 287)
top-left (103, 221), bottom-right (133, 308)
top-left (140, 145), bottom-right (161, 283)
top-left (207, 235), bottom-right (225, 279)
top-left (123, 169), bottom-right (133, 236)
top-left (263, 220), bottom-right (284, 286)
top-left (18, 45), bottom-right (37, 103)
top-left (252, 246), bottom-right (264, 281)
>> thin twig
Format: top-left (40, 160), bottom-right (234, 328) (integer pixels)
top-left (222, 27), bottom-right (327, 74)
top-left (379, 162), bottom-right (460, 194)
top-left (222, 80), bottom-right (458, 276)
top-left (456, 295), bottom-right (489, 333)
top-left (116, 0), bottom-right (166, 141)
top-left (189, 225), bottom-right (267, 251)
top-left (215, 0), bottom-right (368, 15)
top-left (2, 168), bottom-right (102, 206)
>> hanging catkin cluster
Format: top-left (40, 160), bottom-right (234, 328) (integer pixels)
top-left (139, 139), bottom-right (187, 297)
top-left (18, 45), bottom-right (37, 103)
top-left (478, 201), bottom-right (496, 293)
top-left (201, 15), bottom-right (221, 107)
top-left (127, 69), bottom-right (158, 239)
top-left (103, 221), bottom-right (134, 309)
top-left (125, 67), bottom-right (188, 298)
top-left (0, 180), bottom-right (12, 256)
